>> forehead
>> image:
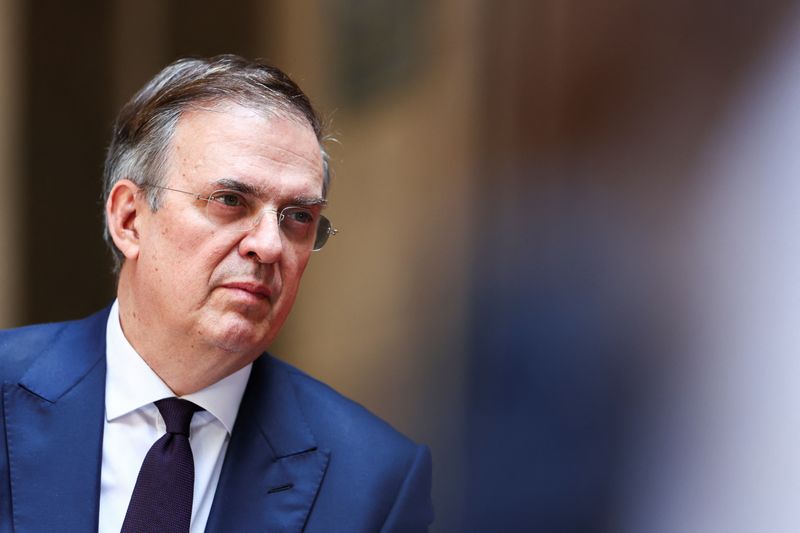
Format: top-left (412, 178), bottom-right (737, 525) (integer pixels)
top-left (167, 102), bottom-right (324, 197)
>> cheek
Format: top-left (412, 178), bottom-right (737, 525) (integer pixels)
top-left (141, 234), bottom-right (213, 295)
top-left (281, 254), bottom-right (312, 296)
top-left (295, 252), bottom-right (312, 277)
top-left (168, 226), bottom-right (231, 273)
top-left (171, 227), bottom-right (207, 255)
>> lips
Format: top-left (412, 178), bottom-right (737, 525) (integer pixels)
top-left (219, 281), bottom-right (272, 301)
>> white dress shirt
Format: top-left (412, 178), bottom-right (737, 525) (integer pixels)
top-left (98, 300), bottom-right (252, 533)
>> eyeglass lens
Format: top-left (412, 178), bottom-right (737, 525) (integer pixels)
top-left (205, 190), bottom-right (334, 251)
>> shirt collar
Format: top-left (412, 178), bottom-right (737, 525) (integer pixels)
top-left (105, 299), bottom-right (252, 434)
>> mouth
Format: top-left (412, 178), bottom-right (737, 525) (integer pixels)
top-left (219, 281), bottom-right (272, 302)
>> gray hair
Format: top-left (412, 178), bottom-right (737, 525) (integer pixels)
top-left (102, 54), bottom-right (329, 272)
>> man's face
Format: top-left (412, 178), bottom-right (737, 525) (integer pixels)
top-left (127, 103), bottom-right (324, 363)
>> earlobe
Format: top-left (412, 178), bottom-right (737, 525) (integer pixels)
top-left (106, 179), bottom-right (142, 260)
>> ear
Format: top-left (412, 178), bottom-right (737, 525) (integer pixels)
top-left (106, 179), bottom-right (144, 261)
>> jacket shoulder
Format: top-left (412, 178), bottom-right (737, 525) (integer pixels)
top-left (275, 357), bottom-right (420, 456)
top-left (0, 308), bottom-right (110, 384)
top-left (268, 356), bottom-right (434, 530)
top-left (0, 321), bottom-right (72, 382)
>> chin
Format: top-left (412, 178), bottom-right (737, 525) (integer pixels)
top-left (205, 314), bottom-right (273, 355)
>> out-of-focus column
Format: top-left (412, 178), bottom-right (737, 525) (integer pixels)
top-left (109, 0), bottom-right (168, 116)
top-left (0, 0), bottom-right (22, 328)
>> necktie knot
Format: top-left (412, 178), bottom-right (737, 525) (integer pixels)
top-left (155, 397), bottom-right (201, 436)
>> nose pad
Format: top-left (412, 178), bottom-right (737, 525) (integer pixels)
top-left (247, 208), bottom-right (284, 233)
top-left (250, 211), bottom-right (263, 228)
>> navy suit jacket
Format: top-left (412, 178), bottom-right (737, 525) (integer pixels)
top-left (0, 307), bottom-right (433, 532)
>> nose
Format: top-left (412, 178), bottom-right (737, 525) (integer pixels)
top-left (237, 209), bottom-right (284, 264)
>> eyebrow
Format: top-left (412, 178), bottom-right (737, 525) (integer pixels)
top-left (292, 196), bottom-right (327, 207)
top-left (211, 178), bottom-right (327, 207)
top-left (212, 178), bottom-right (264, 196)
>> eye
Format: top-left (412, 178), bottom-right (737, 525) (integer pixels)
top-left (209, 190), bottom-right (246, 208)
top-left (277, 207), bottom-right (320, 242)
top-left (285, 208), bottom-right (315, 224)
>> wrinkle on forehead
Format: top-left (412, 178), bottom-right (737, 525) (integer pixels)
top-left (184, 100), bottom-right (323, 172)
top-left (171, 104), bottom-right (324, 180)
top-left (187, 98), bottom-right (315, 138)
top-left (220, 139), bottom-right (323, 173)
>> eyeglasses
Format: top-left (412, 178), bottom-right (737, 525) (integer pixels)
top-left (145, 184), bottom-right (338, 251)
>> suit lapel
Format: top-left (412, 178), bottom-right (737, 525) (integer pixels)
top-left (3, 309), bottom-right (108, 533)
top-left (205, 355), bottom-right (330, 533)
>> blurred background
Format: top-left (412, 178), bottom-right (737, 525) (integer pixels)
top-left (3, 0), bottom-right (800, 531)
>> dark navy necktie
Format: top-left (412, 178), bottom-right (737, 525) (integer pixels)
top-left (121, 398), bottom-right (202, 533)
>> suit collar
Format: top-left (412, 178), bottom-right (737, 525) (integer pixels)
top-left (4, 307), bottom-right (110, 533)
top-left (250, 355), bottom-right (318, 458)
top-left (17, 307), bottom-right (110, 402)
top-left (205, 354), bottom-right (330, 532)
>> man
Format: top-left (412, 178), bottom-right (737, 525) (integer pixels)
top-left (0, 55), bottom-right (433, 532)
